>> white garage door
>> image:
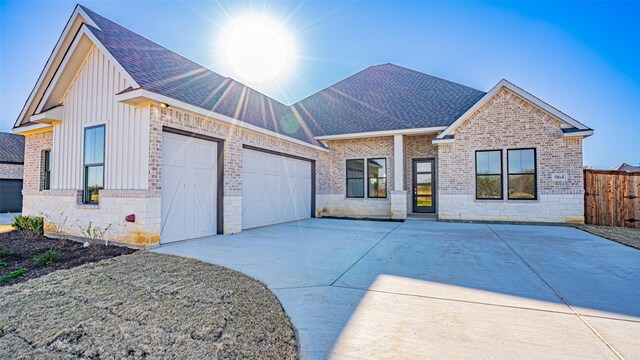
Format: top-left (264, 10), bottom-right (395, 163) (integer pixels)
top-left (161, 132), bottom-right (217, 243)
top-left (242, 148), bottom-right (312, 229)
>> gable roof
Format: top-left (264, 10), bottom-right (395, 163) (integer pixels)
top-left (15, 5), bottom-right (321, 148)
top-left (78, 6), bottom-right (321, 147)
top-left (435, 79), bottom-right (592, 141)
top-left (0, 133), bottom-right (25, 164)
top-left (613, 163), bottom-right (640, 172)
top-left (292, 64), bottom-right (487, 137)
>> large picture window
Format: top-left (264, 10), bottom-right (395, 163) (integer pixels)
top-left (43, 150), bottom-right (51, 190)
top-left (346, 159), bottom-right (365, 198)
top-left (367, 158), bottom-right (387, 198)
top-left (476, 150), bottom-right (503, 199)
top-left (508, 148), bottom-right (537, 200)
top-left (83, 125), bottom-right (105, 204)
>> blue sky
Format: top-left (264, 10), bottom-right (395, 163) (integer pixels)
top-left (1, 1), bottom-right (638, 168)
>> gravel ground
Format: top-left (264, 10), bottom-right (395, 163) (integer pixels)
top-left (0, 252), bottom-right (298, 359)
top-left (577, 225), bottom-right (640, 250)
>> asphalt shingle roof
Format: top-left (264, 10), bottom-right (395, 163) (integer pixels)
top-left (292, 64), bottom-right (487, 136)
top-left (0, 132), bottom-right (25, 164)
top-left (79, 7), bottom-right (489, 144)
top-left (80, 6), bottom-right (320, 146)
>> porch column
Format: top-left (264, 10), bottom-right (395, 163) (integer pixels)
top-left (391, 134), bottom-right (407, 219)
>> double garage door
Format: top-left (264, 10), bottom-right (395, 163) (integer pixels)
top-left (160, 132), bottom-right (312, 243)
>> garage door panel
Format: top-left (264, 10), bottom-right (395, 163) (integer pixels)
top-left (161, 132), bottom-right (217, 243)
top-left (242, 149), bottom-right (311, 229)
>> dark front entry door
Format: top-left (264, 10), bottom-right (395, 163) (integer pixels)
top-left (412, 159), bottom-right (435, 213)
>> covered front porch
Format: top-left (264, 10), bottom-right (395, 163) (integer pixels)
top-left (316, 130), bottom-right (442, 220)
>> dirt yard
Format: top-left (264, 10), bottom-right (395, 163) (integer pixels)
top-left (0, 252), bottom-right (298, 359)
top-left (0, 229), bottom-right (135, 286)
top-left (577, 225), bottom-right (640, 250)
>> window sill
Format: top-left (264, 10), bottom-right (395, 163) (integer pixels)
top-left (76, 203), bottom-right (100, 210)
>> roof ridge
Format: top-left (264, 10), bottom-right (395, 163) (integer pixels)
top-left (375, 63), bottom-right (486, 94)
top-left (80, 5), bottom-right (291, 109)
top-left (290, 64), bottom-right (381, 106)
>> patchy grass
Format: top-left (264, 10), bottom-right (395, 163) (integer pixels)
top-left (0, 229), bottom-right (135, 286)
top-left (577, 225), bottom-right (640, 250)
top-left (0, 252), bottom-right (298, 359)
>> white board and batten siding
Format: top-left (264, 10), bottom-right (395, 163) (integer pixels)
top-left (51, 45), bottom-right (149, 191)
top-left (242, 148), bottom-right (312, 229)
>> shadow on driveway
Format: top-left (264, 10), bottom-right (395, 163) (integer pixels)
top-left (155, 219), bottom-right (639, 359)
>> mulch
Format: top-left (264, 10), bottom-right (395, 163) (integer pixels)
top-left (0, 230), bottom-right (136, 286)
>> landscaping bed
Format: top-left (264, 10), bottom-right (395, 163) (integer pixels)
top-left (0, 252), bottom-right (298, 359)
top-left (0, 228), bottom-right (135, 286)
top-left (577, 225), bottom-right (640, 250)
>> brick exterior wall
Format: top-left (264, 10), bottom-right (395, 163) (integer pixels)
top-left (437, 87), bottom-right (584, 222)
top-left (0, 163), bottom-right (23, 180)
top-left (317, 136), bottom-right (395, 216)
top-left (22, 131), bottom-right (52, 192)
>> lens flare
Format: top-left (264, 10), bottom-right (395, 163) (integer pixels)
top-left (221, 15), bottom-right (295, 83)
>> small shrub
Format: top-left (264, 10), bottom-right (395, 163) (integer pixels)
top-left (0, 261), bottom-right (7, 267)
top-left (0, 249), bottom-right (10, 258)
top-left (0, 268), bottom-right (25, 283)
top-left (11, 215), bottom-right (44, 238)
top-left (34, 249), bottom-right (63, 267)
top-left (78, 222), bottom-right (111, 246)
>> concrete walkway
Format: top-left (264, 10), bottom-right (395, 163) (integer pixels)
top-left (0, 213), bottom-right (18, 225)
top-left (155, 219), bottom-right (639, 359)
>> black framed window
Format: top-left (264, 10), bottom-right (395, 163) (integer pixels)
top-left (83, 125), bottom-right (105, 204)
top-left (367, 158), bottom-right (387, 198)
top-left (476, 150), bottom-right (503, 199)
top-left (508, 148), bottom-right (537, 200)
top-left (346, 159), bottom-right (364, 198)
top-left (43, 150), bottom-right (51, 190)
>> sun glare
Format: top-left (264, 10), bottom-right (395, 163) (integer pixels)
top-left (221, 15), bottom-right (295, 84)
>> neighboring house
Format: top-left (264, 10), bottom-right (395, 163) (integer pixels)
top-left (13, 6), bottom-right (593, 247)
top-left (0, 132), bottom-right (25, 213)
top-left (612, 163), bottom-right (640, 172)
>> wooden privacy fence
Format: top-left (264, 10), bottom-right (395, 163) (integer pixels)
top-left (584, 169), bottom-right (640, 228)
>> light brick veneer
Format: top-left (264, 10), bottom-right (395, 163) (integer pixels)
top-left (0, 163), bottom-right (23, 180)
top-left (317, 137), bottom-right (395, 216)
top-left (150, 105), bottom-right (327, 234)
top-left (22, 131), bottom-right (52, 192)
top-left (437, 87), bottom-right (584, 222)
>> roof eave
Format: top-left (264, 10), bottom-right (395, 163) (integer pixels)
top-left (314, 126), bottom-right (448, 140)
top-left (115, 88), bottom-right (329, 152)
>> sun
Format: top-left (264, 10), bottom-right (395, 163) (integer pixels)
top-left (221, 15), bottom-right (295, 84)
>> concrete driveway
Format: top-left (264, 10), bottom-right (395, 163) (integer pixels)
top-left (155, 219), bottom-right (640, 359)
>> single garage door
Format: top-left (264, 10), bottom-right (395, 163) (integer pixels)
top-left (0, 179), bottom-right (23, 213)
top-left (161, 132), bottom-right (217, 243)
top-left (242, 148), bottom-right (312, 229)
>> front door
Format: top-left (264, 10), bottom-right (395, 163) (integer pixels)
top-left (412, 158), bottom-right (436, 213)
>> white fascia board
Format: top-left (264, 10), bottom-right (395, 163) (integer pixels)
top-left (30, 106), bottom-right (64, 124)
top-left (562, 130), bottom-right (594, 138)
top-left (431, 137), bottom-right (455, 145)
top-left (314, 126), bottom-right (448, 140)
top-left (115, 89), bottom-right (329, 153)
top-left (12, 122), bottom-right (53, 135)
top-left (436, 79), bottom-right (590, 140)
top-left (14, 5), bottom-right (100, 129)
top-left (36, 25), bottom-right (139, 114)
